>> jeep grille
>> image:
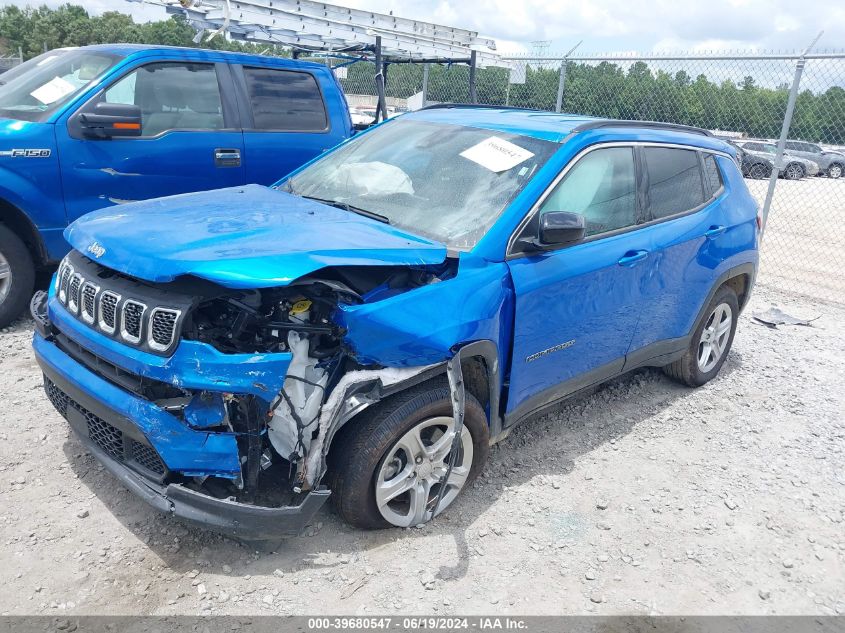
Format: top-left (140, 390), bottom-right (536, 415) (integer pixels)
top-left (54, 257), bottom-right (185, 356)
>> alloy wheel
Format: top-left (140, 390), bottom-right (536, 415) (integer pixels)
top-left (0, 252), bottom-right (12, 302)
top-left (750, 164), bottom-right (768, 179)
top-left (374, 416), bottom-right (473, 527)
top-left (697, 303), bottom-right (733, 373)
top-left (829, 164), bottom-right (842, 179)
top-left (786, 164), bottom-right (803, 180)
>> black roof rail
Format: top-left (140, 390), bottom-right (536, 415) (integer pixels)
top-left (420, 103), bottom-right (541, 112)
top-left (572, 119), bottom-right (713, 137)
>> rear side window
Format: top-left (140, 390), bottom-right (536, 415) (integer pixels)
top-left (702, 154), bottom-right (723, 198)
top-left (243, 67), bottom-right (327, 131)
top-left (785, 141), bottom-right (802, 151)
top-left (643, 147), bottom-right (705, 220)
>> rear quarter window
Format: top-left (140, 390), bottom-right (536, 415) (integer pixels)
top-left (702, 154), bottom-right (723, 198)
top-left (243, 67), bottom-right (328, 132)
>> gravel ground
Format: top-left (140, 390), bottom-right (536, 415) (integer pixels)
top-left (0, 284), bottom-right (843, 616)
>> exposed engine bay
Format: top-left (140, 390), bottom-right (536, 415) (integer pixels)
top-left (171, 262), bottom-right (457, 507)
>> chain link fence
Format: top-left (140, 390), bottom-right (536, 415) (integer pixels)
top-left (322, 51), bottom-right (845, 303)
top-left (492, 52), bottom-right (845, 303)
top-left (0, 52), bottom-right (23, 74)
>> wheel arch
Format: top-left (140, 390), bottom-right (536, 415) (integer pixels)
top-left (0, 197), bottom-right (48, 266)
top-left (690, 263), bottom-right (756, 338)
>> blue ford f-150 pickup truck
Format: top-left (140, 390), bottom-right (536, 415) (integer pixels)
top-left (32, 106), bottom-right (760, 539)
top-left (0, 44), bottom-right (353, 326)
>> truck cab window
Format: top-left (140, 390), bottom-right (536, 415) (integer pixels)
top-left (243, 67), bottom-right (327, 132)
top-left (104, 62), bottom-right (224, 136)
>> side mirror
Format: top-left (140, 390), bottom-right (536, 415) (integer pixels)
top-left (538, 211), bottom-right (586, 247)
top-left (78, 102), bottom-right (142, 138)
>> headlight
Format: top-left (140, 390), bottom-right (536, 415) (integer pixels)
top-left (55, 255), bottom-right (73, 302)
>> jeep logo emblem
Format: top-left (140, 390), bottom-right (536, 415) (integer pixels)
top-left (87, 242), bottom-right (106, 258)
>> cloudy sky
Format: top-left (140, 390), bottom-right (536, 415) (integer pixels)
top-left (3, 0), bottom-right (842, 55)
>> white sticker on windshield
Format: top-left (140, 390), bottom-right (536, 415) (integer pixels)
top-left (460, 136), bottom-right (535, 173)
top-left (30, 76), bottom-right (76, 105)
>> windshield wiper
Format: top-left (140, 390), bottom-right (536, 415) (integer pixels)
top-left (300, 195), bottom-right (391, 225)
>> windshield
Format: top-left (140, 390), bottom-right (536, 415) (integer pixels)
top-left (0, 49), bottom-right (121, 122)
top-left (283, 118), bottom-right (558, 250)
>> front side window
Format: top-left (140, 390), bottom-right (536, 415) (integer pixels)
top-left (243, 67), bottom-right (327, 131)
top-left (0, 49), bottom-right (120, 122)
top-left (539, 146), bottom-right (637, 237)
top-left (102, 62), bottom-right (224, 136)
top-left (644, 147), bottom-right (705, 219)
top-left (284, 119), bottom-right (557, 250)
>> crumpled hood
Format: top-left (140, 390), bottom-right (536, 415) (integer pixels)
top-left (64, 184), bottom-right (447, 288)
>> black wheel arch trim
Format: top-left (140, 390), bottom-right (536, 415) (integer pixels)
top-left (0, 196), bottom-right (48, 265)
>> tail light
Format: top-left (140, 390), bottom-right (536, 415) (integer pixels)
top-left (756, 209), bottom-right (763, 233)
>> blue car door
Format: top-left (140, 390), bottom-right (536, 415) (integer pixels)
top-left (505, 145), bottom-right (653, 420)
top-left (625, 147), bottom-right (737, 361)
top-left (55, 59), bottom-right (245, 223)
top-left (232, 65), bottom-right (350, 185)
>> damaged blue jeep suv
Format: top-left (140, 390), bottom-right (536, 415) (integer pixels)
top-left (32, 106), bottom-right (760, 539)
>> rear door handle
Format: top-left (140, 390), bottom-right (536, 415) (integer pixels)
top-left (704, 225), bottom-right (727, 239)
top-left (214, 148), bottom-right (241, 167)
top-left (617, 250), bottom-right (649, 267)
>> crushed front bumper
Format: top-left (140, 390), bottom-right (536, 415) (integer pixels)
top-left (32, 292), bottom-right (329, 540)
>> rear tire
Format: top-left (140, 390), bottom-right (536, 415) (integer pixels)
top-left (663, 285), bottom-right (739, 388)
top-left (0, 224), bottom-right (35, 329)
top-left (827, 163), bottom-right (843, 179)
top-left (749, 163), bottom-right (770, 180)
top-left (328, 377), bottom-right (489, 530)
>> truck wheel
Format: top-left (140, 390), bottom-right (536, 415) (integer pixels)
top-left (0, 224), bottom-right (35, 329)
top-left (328, 377), bottom-right (489, 529)
top-left (663, 285), bottom-right (739, 388)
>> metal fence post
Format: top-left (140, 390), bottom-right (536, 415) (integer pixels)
top-left (760, 32), bottom-right (822, 233)
top-left (469, 50), bottom-right (478, 103)
top-left (555, 60), bottom-right (567, 113)
top-left (422, 63), bottom-right (430, 106)
top-left (374, 36), bottom-right (388, 122)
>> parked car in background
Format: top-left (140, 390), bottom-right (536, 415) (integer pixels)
top-left (784, 140), bottom-right (845, 178)
top-left (736, 141), bottom-right (819, 180)
top-left (0, 44), bottom-right (354, 327)
top-left (32, 108), bottom-right (759, 538)
top-left (725, 140), bottom-right (773, 179)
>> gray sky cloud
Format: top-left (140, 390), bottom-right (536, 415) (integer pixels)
top-left (2, 0), bottom-right (841, 55)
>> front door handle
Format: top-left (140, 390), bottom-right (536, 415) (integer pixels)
top-left (704, 225), bottom-right (727, 239)
top-left (617, 250), bottom-right (649, 267)
top-left (214, 148), bottom-right (241, 167)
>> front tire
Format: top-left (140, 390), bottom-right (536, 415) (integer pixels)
top-left (663, 285), bottom-right (739, 387)
top-left (328, 378), bottom-right (489, 530)
top-left (0, 224), bottom-right (35, 329)
top-left (827, 163), bottom-right (843, 179)
top-left (784, 163), bottom-right (804, 180)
